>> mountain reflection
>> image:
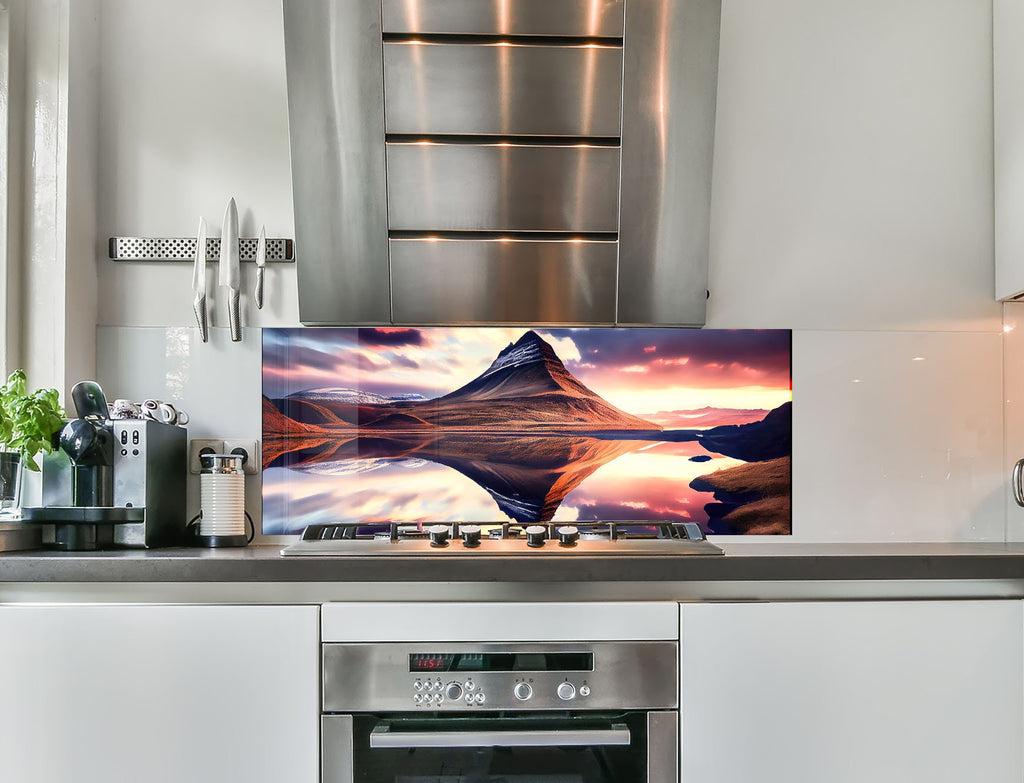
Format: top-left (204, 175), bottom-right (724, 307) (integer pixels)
top-left (265, 431), bottom-right (660, 524)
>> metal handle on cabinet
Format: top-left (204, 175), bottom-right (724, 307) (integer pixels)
top-left (369, 723), bottom-right (631, 749)
top-left (1014, 459), bottom-right (1024, 507)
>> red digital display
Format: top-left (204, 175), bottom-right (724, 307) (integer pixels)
top-left (410, 654), bottom-right (454, 672)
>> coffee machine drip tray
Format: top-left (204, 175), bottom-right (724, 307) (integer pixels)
top-left (20, 506), bottom-right (146, 551)
top-left (21, 507), bottom-right (145, 523)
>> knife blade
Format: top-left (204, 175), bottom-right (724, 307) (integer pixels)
top-left (254, 224), bottom-right (266, 310)
top-left (192, 217), bottom-right (208, 342)
top-left (219, 197), bottom-right (241, 342)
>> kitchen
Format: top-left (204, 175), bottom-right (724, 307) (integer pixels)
top-left (1, 0), bottom-right (1023, 782)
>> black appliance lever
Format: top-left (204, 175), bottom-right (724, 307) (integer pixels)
top-left (71, 380), bottom-right (110, 421)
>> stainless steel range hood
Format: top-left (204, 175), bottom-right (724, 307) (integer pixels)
top-left (283, 0), bottom-right (721, 326)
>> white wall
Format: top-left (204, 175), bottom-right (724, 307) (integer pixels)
top-left (709, 0), bottom-right (996, 334)
top-left (96, 0), bottom-right (297, 328)
top-left (91, 0), bottom-right (1004, 542)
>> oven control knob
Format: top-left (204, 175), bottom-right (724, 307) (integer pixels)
top-left (556, 525), bottom-right (579, 547)
top-left (557, 682), bottom-right (576, 701)
top-left (513, 682), bottom-right (533, 701)
top-left (427, 524), bottom-right (450, 547)
top-left (461, 525), bottom-right (482, 548)
top-left (445, 682), bottom-right (464, 701)
top-left (579, 685), bottom-right (591, 697)
top-left (525, 525), bottom-right (547, 548)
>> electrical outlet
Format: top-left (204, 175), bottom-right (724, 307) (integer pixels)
top-left (223, 438), bottom-right (260, 475)
top-left (189, 439), bottom-right (224, 474)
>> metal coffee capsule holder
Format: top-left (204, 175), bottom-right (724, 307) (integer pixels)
top-left (21, 381), bottom-right (187, 551)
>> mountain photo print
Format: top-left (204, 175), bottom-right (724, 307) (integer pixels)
top-left (261, 328), bottom-right (792, 536)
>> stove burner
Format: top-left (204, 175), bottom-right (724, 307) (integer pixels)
top-left (281, 520), bottom-right (724, 556)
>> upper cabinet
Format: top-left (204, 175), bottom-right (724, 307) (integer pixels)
top-left (283, 0), bottom-right (721, 326)
top-left (996, 0), bottom-right (1024, 300)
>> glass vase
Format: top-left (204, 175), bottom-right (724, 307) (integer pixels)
top-left (0, 451), bottom-right (23, 518)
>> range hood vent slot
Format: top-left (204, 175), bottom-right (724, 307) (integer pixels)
top-left (381, 33), bottom-right (625, 46)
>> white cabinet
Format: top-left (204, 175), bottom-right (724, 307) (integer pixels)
top-left (996, 0), bottom-right (1024, 299)
top-left (679, 601), bottom-right (1023, 783)
top-left (0, 604), bottom-right (319, 783)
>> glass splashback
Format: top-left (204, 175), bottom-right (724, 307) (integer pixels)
top-left (262, 328), bottom-right (792, 535)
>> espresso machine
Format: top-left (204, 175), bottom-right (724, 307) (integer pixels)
top-left (22, 381), bottom-right (187, 550)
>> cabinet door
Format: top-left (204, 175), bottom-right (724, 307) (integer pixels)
top-left (0, 604), bottom-right (319, 783)
top-left (996, 0), bottom-right (1024, 299)
top-left (680, 601), bottom-right (1023, 783)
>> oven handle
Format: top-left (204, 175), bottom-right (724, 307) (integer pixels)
top-left (369, 723), bottom-right (631, 749)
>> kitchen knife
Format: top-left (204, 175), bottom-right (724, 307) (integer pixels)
top-left (219, 197), bottom-right (241, 342)
top-left (192, 217), bottom-right (209, 342)
top-left (254, 224), bottom-right (266, 310)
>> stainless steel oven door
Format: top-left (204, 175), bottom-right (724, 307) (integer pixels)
top-left (323, 711), bottom-right (677, 782)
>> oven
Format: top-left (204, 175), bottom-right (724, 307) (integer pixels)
top-left (320, 604), bottom-right (680, 783)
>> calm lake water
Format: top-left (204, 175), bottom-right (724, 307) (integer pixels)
top-left (262, 437), bottom-right (743, 535)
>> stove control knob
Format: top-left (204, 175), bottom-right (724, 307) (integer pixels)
top-left (525, 525), bottom-right (547, 548)
top-left (427, 524), bottom-right (450, 547)
top-left (514, 682), bottom-right (533, 702)
top-left (461, 524), bottom-right (482, 548)
top-left (579, 685), bottom-right (591, 697)
top-left (445, 682), bottom-right (464, 702)
top-left (556, 525), bottom-right (579, 547)
top-left (557, 682), bottom-right (576, 701)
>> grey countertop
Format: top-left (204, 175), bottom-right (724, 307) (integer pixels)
top-left (3, 542), bottom-right (1024, 585)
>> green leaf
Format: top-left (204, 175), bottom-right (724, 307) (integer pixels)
top-left (0, 370), bottom-right (65, 471)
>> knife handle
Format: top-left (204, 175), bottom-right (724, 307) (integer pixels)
top-left (228, 289), bottom-right (241, 342)
top-left (254, 267), bottom-right (265, 310)
top-left (193, 294), bottom-right (209, 343)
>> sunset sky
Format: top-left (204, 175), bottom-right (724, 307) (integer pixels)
top-left (262, 327), bottom-right (792, 426)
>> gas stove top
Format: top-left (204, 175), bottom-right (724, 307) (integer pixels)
top-left (280, 521), bottom-right (723, 556)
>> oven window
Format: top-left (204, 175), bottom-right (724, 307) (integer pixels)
top-left (349, 713), bottom-right (648, 783)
